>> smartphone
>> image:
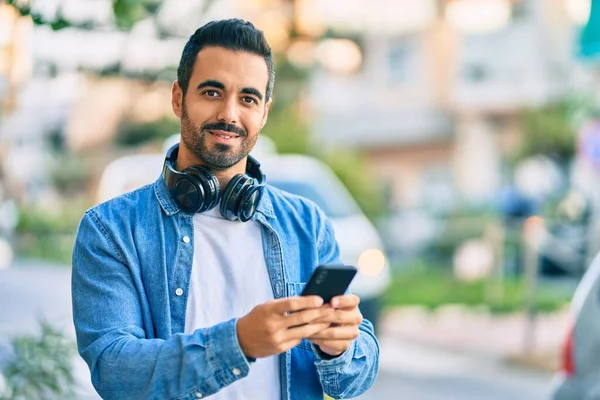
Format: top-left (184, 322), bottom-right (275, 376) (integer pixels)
top-left (301, 264), bottom-right (357, 304)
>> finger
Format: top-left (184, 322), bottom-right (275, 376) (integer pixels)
top-left (270, 296), bottom-right (324, 314)
top-left (306, 326), bottom-right (360, 341)
top-left (330, 294), bottom-right (360, 309)
top-left (310, 309), bottom-right (363, 325)
top-left (308, 338), bottom-right (350, 348)
top-left (284, 322), bottom-right (331, 341)
top-left (275, 339), bottom-right (303, 354)
top-left (308, 339), bottom-right (350, 354)
top-left (283, 306), bottom-right (335, 329)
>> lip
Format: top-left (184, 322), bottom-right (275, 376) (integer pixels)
top-left (208, 130), bottom-right (241, 139)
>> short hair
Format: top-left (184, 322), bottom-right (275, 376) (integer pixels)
top-left (177, 19), bottom-right (275, 101)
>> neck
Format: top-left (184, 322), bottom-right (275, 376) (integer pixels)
top-left (175, 145), bottom-right (247, 191)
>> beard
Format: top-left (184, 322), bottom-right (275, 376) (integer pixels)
top-left (180, 105), bottom-right (258, 170)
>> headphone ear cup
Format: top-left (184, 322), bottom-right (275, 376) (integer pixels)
top-left (237, 185), bottom-right (263, 222)
top-left (220, 174), bottom-right (250, 221)
top-left (187, 165), bottom-right (220, 212)
top-left (172, 173), bottom-right (205, 213)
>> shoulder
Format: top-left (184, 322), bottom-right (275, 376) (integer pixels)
top-left (262, 185), bottom-right (331, 244)
top-left (264, 184), bottom-right (325, 221)
top-left (262, 185), bottom-right (340, 264)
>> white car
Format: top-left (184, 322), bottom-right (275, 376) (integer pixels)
top-left (551, 251), bottom-right (600, 400)
top-left (97, 137), bottom-right (390, 329)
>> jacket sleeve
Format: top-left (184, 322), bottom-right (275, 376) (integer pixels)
top-left (71, 210), bottom-right (251, 400)
top-left (311, 209), bottom-right (380, 399)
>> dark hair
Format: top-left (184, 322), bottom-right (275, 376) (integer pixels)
top-left (177, 19), bottom-right (275, 101)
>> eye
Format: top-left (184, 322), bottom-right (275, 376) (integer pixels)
top-left (242, 96), bottom-right (257, 105)
top-left (203, 90), bottom-right (220, 98)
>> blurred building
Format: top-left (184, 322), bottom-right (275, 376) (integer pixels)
top-left (0, 0), bottom-right (303, 203)
top-left (1, 0), bottom-right (596, 210)
top-left (304, 0), bottom-right (595, 211)
top-left (0, 0), bottom-right (237, 202)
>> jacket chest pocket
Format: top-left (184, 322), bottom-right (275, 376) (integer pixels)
top-left (286, 282), bottom-right (307, 297)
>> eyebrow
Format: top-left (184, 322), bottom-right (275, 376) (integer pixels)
top-left (196, 80), bottom-right (264, 102)
top-left (196, 80), bottom-right (225, 91)
top-left (241, 87), bottom-right (263, 101)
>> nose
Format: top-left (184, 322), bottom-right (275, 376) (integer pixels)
top-left (216, 96), bottom-right (239, 125)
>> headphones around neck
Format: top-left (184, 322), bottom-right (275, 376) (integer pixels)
top-left (162, 144), bottom-right (266, 222)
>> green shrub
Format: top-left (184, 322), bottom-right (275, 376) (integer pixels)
top-left (384, 262), bottom-right (572, 313)
top-left (14, 234), bottom-right (75, 265)
top-left (14, 201), bottom-right (89, 264)
top-left (426, 212), bottom-right (495, 262)
top-left (15, 202), bottom-right (86, 236)
top-left (0, 322), bottom-right (76, 400)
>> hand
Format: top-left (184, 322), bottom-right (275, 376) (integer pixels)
top-left (237, 296), bottom-right (334, 359)
top-left (306, 294), bottom-right (363, 357)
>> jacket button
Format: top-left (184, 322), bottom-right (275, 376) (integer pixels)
top-left (194, 392), bottom-right (203, 398)
top-left (183, 236), bottom-right (190, 243)
top-left (175, 288), bottom-right (183, 296)
top-left (232, 368), bottom-right (241, 376)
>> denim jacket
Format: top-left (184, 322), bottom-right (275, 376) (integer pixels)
top-left (71, 176), bottom-right (379, 400)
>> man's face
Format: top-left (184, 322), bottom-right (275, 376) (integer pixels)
top-left (172, 46), bottom-right (271, 169)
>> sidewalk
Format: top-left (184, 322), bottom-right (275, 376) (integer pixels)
top-left (380, 305), bottom-right (571, 373)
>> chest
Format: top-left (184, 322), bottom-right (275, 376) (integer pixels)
top-left (184, 214), bottom-right (274, 330)
top-left (191, 214), bottom-right (272, 300)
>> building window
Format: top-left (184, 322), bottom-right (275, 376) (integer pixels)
top-left (387, 39), bottom-right (416, 83)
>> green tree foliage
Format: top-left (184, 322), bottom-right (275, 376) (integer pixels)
top-left (7, 0), bottom-right (160, 30)
top-left (515, 93), bottom-right (600, 164)
top-left (323, 148), bottom-right (387, 221)
top-left (261, 107), bottom-right (311, 155)
top-left (516, 101), bottom-right (576, 163)
top-left (262, 108), bottom-right (386, 221)
top-left (7, 0), bottom-right (218, 31)
top-left (112, 0), bottom-right (162, 30)
top-left (115, 116), bottom-right (180, 147)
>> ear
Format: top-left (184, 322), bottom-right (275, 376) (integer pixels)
top-left (171, 81), bottom-right (183, 119)
top-left (261, 97), bottom-right (272, 129)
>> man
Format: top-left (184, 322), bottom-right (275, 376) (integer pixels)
top-left (72, 19), bottom-right (379, 400)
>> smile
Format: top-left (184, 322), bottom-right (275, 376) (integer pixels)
top-left (209, 130), bottom-right (241, 140)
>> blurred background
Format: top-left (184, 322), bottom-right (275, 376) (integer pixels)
top-left (1, 0), bottom-right (600, 399)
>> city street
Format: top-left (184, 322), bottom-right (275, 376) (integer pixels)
top-left (358, 338), bottom-right (553, 399)
top-left (0, 1), bottom-right (595, 399)
top-left (0, 262), bottom-right (554, 399)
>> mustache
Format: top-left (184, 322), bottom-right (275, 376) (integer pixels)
top-left (202, 122), bottom-right (246, 137)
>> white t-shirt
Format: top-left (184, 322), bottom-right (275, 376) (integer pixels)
top-left (184, 205), bottom-right (280, 400)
